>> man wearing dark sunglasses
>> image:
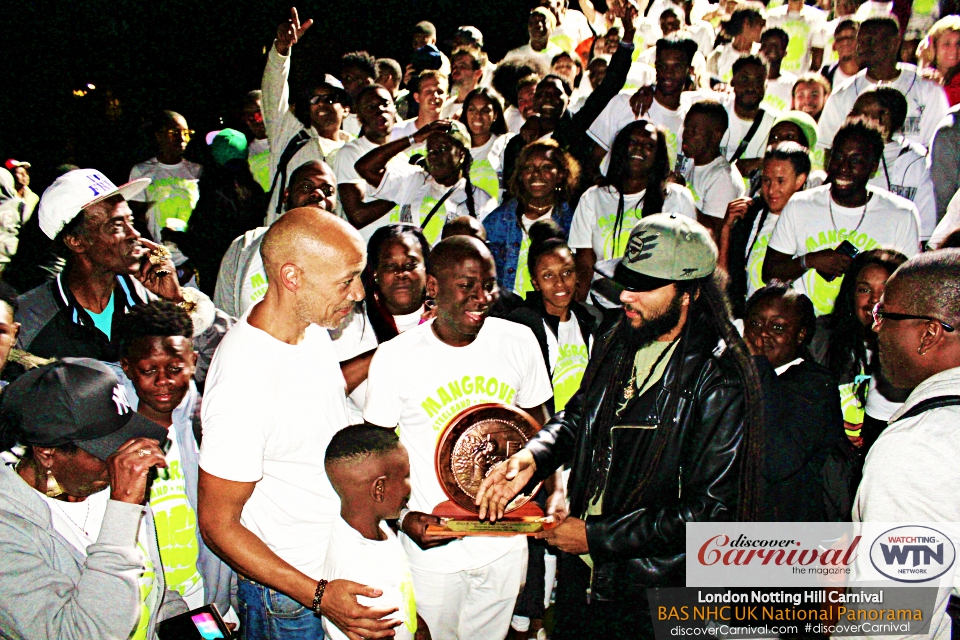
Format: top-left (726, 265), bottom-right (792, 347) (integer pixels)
top-left (262, 7), bottom-right (353, 224)
top-left (855, 249), bottom-right (960, 638)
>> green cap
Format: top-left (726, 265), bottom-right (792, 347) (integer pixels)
top-left (595, 213), bottom-right (717, 291)
top-left (210, 128), bottom-right (249, 166)
top-left (772, 111), bottom-right (818, 149)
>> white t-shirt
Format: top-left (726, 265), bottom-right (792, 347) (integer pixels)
top-left (720, 101), bottom-right (778, 162)
top-left (331, 135), bottom-right (406, 241)
top-left (332, 305), bottom-right (424, 424)
top-left (551, 9), bottom-right (593, 53)
top-left (762, 72), bottom-right (798, 114)
top-left (506, 42), bottom-right (566, 71)
top-left (469, 135), bottom-right (507, 203)
top-left (829, 66), bottom-right (855, 93)
top-left (322, 517), bottom-right (417, 640)
top-left (765, 5), bottom-right (827, 74)
top-left (817, 65), bottom-right (950, 151)
top-left (928, 188), bottom-right (960, 249)
top-left (148, 425), bottom-right (204, 606)
top-left (504, 106), bottom-right (525, 135)
top-left (370, 163), bottom-right (496, 245)
top-left (744, 209), bottom-right (781, 298)
top-left (512, 211), bottom-right (555, 296)
top-left (388, 119), bottom-right (426, 157)
top-left (546, 315), bottom-right (590, 412)
top-left (128, 158), bottom-right (203, 241)
top-left (570, 183), bottom-right (697, 261)
top-left (868, 138), bottom-right (938, 239)
top-left (767, 184), bottom-right (921, 315)
top-left (707, 42), bottom-right (761, 84)
top-left (588, 92), bottom-right (688, 172)
top-left (681, 155), bottom-right (747, 218)
top-left (237, 248), bottom-right (268, 316)
top-left (363, 318), bottom-right (553, 573)
top-left (199, 311), bottom-right (350, 580)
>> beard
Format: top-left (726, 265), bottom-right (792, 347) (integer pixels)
top-left (623, 291), bottom-right (685, 350)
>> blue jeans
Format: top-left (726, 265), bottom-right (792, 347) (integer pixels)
top-left (237, 577), bottom-right (325, 639)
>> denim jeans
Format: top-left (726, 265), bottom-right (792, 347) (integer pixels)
top-left (237, 577), bottom-right (325, 639)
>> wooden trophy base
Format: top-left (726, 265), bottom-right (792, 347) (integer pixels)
top-left (426, 500), bottom-right (558, 537)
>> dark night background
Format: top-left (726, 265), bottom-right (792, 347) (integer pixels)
top-left (0, 0), bottom-right (571, 194)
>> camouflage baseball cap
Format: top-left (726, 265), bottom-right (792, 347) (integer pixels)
top-left (595, 213), bottom-right (717, 292)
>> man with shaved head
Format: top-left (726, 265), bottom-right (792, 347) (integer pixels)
top-left (854, 249), bottom-right (960, 638)
top-left (199, 208), bottom-right (398, 639)
top-left (363, 236), bottom-right (554, 639)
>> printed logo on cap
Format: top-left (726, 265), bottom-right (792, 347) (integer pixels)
top-left (83, 173), bottom-right (117, 199)
top-left (625, 231), bottom-right (660, 263)
top-left (112, 384), bottom-right (132, 415)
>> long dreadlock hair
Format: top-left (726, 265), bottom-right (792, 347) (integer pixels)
top-left (425, 131), bottom-right (479, 218)
top-left (597, 120), bottom-right (670, 257)
top-left (824, 249), bottom-right (907, 403)
top-left (584, 272), bottom-right (765, 521)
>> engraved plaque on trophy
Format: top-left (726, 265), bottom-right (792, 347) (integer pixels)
top-left (426, 403), bottom-right (558, 537)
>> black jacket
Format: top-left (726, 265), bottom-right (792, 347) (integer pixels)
top-left (525, 312), bottom-right (747, 601)
top-left (754, 356), bottom-right (845, 522)
top-left (502, 39), bottom-right (635, 194)
top-left (506, 292), bottom-right (602, 413)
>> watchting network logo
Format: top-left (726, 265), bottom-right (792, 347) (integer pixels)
top-left (869, 526), bottom-right (956, 583)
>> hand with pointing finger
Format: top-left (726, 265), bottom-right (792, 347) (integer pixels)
top-left (275, 7), bottom-right (314, 56)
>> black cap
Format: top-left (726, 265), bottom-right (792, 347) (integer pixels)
top-left (1, 358), bottom-right (168, 461)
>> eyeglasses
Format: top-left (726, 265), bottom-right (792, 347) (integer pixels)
top-left (164, 128), bottom-right (195, 141)
top-left (309, 93), bottom-right (340, 106)
top-left (872, 302), bottom-right (955, 332)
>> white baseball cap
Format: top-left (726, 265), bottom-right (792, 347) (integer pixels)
top-left (38, 169), bottom-right (151, 240)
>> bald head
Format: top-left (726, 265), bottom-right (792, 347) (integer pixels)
top-left (260, 207), bottom-right (366, 329)
top-left (887, 249), bottom-right (960, 327)
top-left (442, 215), bottom-right (487, 242)
top-left (428, 235), bottom-right (493, 277)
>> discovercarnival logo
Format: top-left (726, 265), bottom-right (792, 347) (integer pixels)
top-left (869, 526), bottom-right (956, 583)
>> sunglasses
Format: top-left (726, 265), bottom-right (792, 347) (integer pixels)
top-left (164, 128), bottom-right (195, 141)
top-left (309, 93), bottom-right (341, 106)
top-left (872, 302), bottom-right (955, 332)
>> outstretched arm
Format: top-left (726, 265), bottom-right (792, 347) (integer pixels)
top-left (262, 8), bottom-right (313, 142)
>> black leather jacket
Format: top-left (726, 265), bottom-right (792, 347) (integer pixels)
top-left (525, 314), bottom-right (747, 602)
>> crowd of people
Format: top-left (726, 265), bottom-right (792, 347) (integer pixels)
top-left (1, 0), bottom-right (960, 638)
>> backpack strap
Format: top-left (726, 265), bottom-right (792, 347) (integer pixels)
top-left (892, 395), bottom-right (960, 422)
top-left (267, 130), bottom-right (312, 215)
top-left (730, 109), bottom-right (767, 163)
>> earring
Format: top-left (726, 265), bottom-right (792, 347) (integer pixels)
top-left (45, 469), bottom-right (64, 498)
top-left (918, 346), bottom-right (926, 356)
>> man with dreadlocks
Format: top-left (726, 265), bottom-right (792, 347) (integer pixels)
top-left (478, 214), bottom-right (764, 639)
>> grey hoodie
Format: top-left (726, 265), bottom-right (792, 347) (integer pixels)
top-left (213, 227), bottom-right (267, 317)
top-left (0, 464), bottom-right (188, 639)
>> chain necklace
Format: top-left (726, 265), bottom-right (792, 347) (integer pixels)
top-left (50, 497), bottom-right (93, 538)
top-left (828, 192), bottom-right (868, 236)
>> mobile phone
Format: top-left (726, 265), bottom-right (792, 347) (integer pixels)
top-left (158, 604), bottom-right (231, 640)
top-left (835, 240), bottom-right (860, 259)
top-left (820, 240), bottom-right (861, 282)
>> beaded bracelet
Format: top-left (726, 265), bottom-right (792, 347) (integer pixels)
top-left (312, 579), bottom-right (329, 615)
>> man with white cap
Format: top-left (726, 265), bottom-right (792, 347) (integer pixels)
top-left (477, 214), bottom-right (765, 639)
top-left (15, 169), bottom-right (229, 385)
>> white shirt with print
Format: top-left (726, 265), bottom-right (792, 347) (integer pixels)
top-left (817, 64), bottom-right (950, 152)
top-left (588, 92), bottom-right (688, 172)
top-left (363, 318), bottom-right (553, 573)
top-left (745, 209), bottom-right (781, 298)
top-left (570, 183), bottom-right (697, 261)
top-left (720, 99), bottom-right (778, 162)
top-left (682, 155), bottom-right (747, 218)
top-left (370, 163), bottom-right (496, 245)
top-left (868, 138), bottom-right (937, 239)
top-left (128, 158), bottom-right (202, 241)
top-left (765, 5), bottom-right (827, 74)
top-left (546, 315), bottom-right (591, 412)
top-left (470, 135), bottom-right (507, 203)
top-left (762, 72), bottom-right (798, 114)
top-left (767, 184), bottom-right (920, 315)
top-left (331, 135), bottom-right (406, 241)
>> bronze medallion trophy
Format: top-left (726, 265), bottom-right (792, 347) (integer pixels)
top-left (427, 403), bottom-right (559, 537)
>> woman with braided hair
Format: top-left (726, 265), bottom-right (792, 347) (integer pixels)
top-left (570, 120), bottom-right (696, 304)
top-left (355, 118), bottom-right (496, 245)
top-left (477, 214), bottom-right (765, 640)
